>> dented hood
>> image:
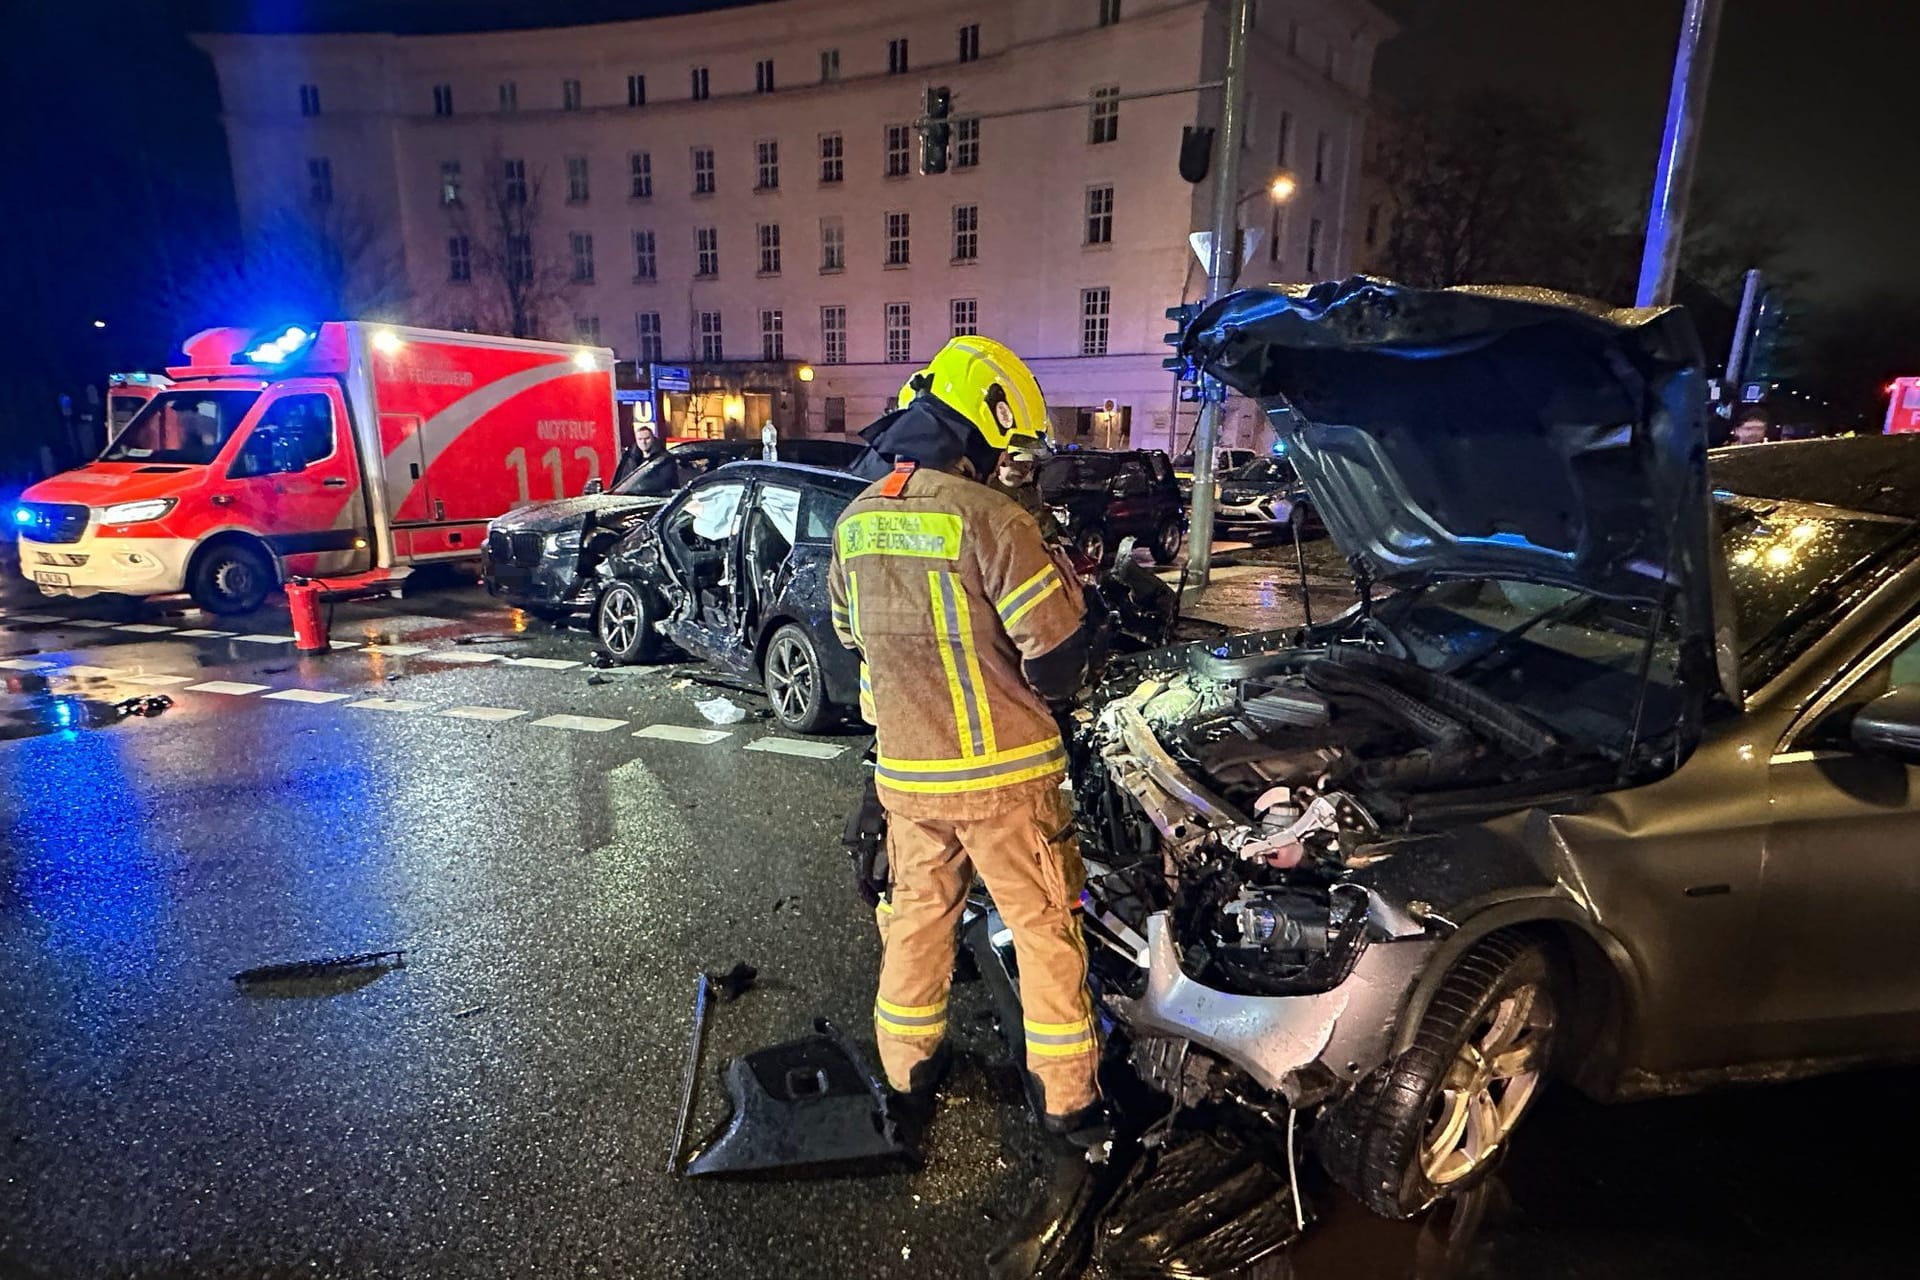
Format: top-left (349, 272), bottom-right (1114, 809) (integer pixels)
top-left (1183, 279), bottom-right (1716, 618)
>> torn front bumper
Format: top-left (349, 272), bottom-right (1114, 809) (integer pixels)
top-left (1110, 913), bottom-right (1435, 1106)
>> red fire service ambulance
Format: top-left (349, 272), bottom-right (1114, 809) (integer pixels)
top-left (14, 322), bottom-right (618, 613)
top-left (1885, 377), bottom-right (1920, 434)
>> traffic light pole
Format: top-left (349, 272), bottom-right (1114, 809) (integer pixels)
top-left (1635, 0), bottom-right (1724, 308)
top-left (1183, 0), bottom-right (1253, 591)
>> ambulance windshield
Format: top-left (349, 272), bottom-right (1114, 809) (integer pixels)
top-left (102, 390), bottom-right (261, 465)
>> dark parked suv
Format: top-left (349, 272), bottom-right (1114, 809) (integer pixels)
top-left (1039, 448), bottom-right (1185, 565)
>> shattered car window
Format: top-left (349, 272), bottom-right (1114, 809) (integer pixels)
top-left (757, 484), bottom-right (801, 544)
top-left (689, 482), bottom-right (746, 541)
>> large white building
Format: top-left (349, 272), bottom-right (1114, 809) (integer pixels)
top-left (195, 0), bottom-right (1392, 449)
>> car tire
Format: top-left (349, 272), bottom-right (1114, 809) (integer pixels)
top-left (188, 541), bottom-right (274, 615)
top-left (763, 623), bottom-right (834, 734)
top-left (594, 581), bottom-right (659, 664)
top-left (1075, 524), bottom-right (1108, 568)
top-left (1150, 518), bottom-right (1182, 565)
top-left (1316, 933), bottom-right (1559, 1219)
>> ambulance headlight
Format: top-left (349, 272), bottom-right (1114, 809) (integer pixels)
top-left (99, 498), bottom-right (177, 525)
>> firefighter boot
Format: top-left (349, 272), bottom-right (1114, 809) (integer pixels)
top-left (884, 1039), bottom-right (953, 1151)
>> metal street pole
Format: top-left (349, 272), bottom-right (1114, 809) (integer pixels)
top-left (1635, 0), bottom-right (1725, 308)
top-left (1723, 267), bottom-right (1763, 386)
top-left (1184, 0), bottom-right (1253, 589)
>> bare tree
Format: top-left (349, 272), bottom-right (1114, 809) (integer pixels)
top-left (443, 147), bottom-right (574, 338)
top-left (166, 196), bottom-right (408, 327)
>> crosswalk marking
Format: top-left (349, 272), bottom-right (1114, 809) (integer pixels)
top-left (69, 619), bottom-right (123, 629)
top-left (185, 680), bottom-right (270, 695)
top-left (346, 697), bottom-right (435, 713)
top-left (120, 673), bottom-right (192, 686)
top-left (426, 651), bottom-right (500, 664)
top-left (361, 643), bottom-right (431, 656)
top-left (58, 665), bottom-right (125, 678)
top-left (439, 705), bottom-right (528, 722)
top-left (9, 613), bottom-right (68, 624)
top-left (0, 658), bottom-right (55, 671)
top-left (634, 724), bottom-right (733, 745)
top-left (113, 623), bottom-right (176, 634)
top-left (745, 737), bottom-right (848, 760)
top-left (530, 713), bottom-right (628, 732)
top-left (234, 633), bottom-right (297, 644)
top-left (174, 629), bottom-right (238, 638)
top-left (262, 689), bottom-right (352, 704)
top-left (504, 657), bottom-right (580, 670)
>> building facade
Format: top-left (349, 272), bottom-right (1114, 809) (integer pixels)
top-left (195, 0), bottom-right (1391, 450)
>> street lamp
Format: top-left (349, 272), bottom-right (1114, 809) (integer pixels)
top-left (1235, 168), bottom-right (1298, 210)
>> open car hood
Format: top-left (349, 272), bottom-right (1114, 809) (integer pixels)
top-left (1182, 278), bottom-right (1736, 701)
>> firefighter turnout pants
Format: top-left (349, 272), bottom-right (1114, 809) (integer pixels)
top-left (874, 782), bottom-right (1098, 1118)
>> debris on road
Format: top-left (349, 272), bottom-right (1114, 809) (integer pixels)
top-left (704, 960), bottom-right (758, 1002)
top-left (588, 649), bottom-right (616, 668)
top-left (454, 633), bottom-right (521, 646)
top-left (231, 948), bottom-right (406, 987)
top-left (695, 695), bottom-right (747, 724)
top-left (113, 694), bottom-right (173, 718)
top-left (668, 971), bottom-right (713, 1176)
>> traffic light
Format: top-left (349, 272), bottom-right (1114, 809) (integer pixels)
top-left (920, 86), bottom-right (952, 175)
top-left (1162, 301), bottom-right (1203, 375)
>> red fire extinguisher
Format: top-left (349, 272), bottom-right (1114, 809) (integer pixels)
top-left (286, 578), bottom-right (330, 653)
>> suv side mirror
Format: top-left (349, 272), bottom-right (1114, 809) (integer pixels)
top-left (583, 477), bottom-right (606, 495)
top-left (1850, 687), bottom-right (1920, 764)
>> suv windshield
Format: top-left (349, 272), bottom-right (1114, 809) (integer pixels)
top-left (1225, 457), bottom-right (1296, 484)
top-left (102, 390), bottom-right (260, 465)
top-left (1040, 454), bottom-right (1119, 497)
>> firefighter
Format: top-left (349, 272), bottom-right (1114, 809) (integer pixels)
top-left (828, 337), bottom-right (1104, 1148)
top-left (987, 441), bottom-right (1062, 542)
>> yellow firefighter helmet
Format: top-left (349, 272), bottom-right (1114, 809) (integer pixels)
top-left (896, 336), bottom-right (1050, 449)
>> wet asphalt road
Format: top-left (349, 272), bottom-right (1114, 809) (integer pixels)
top-left (2, 572), bottom-right (1917, 1279)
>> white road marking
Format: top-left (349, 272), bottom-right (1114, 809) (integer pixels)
top-left (329, 640), bottom-right (361, 650)
top-left (0, 658), bottom-right (55, 671)
top-left (120, 673), bottom-right (192, 686)
top-left (68, 619), bottom-right (123, 629)
top-left (439, 705), bottom-right (528, 722)
top-left (10, 613), bottom-right (68, 624)
top-left (234, 633), bottom-right (297, 644)
top-left (113, 623), bottom-right (176, 634)
top-left (745, 737), bottom-right (848, 760)
top-left (174, 628), bottom-right (238, 638)
top-left (346, 697), bottom-right (435, 713)
top-left (361, 643), bottom-right (431, 656)
top-left (503, 657), bottom-right (581, 670)
top-left (263, 689), bottom-right (353, 704)
top-left (634, 724), bottom-right (733, 744)
top-left (426, 651), bottom-right (501, 664)
top-left (529, 713), bottom-right (628, 732)
top-left (185, 680), bottom-right (270, 696)
top-left (57, 665), bottom-right (125, 678)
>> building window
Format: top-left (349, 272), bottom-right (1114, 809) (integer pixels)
top-left (576, 315), bottom-right (601, 343)
top-left (885, 211), bottom-right (910, 266)
top-left (958, 23), bottom-right (980, 62)
top-left (1098, 0), bottom-right (1122, 26)
top-left (1277, 110), bottom-right (1293, 165)
top-left (755, 59), bottom-right (775, 93)
top-left (758, 223), bottom-right (782, 274)
top-left (692, 146), bottom-right (715, 195)
top-left (1306, 217), bottom-right (1323, 274)
top-left (819, 132), bottom-right (843, 184)
top-left (1314, 130), bottom-right (1330, 184)
top-left (952, 204), bottom-right (978, 262)
top-left (637, 312), bottom-right (663, 363)
top-left (690, 66), bottom-right (710, 100)
top-left (761, 309), bottom-right (784, 360)
top-left (299, 83), bottom-right (321, 116)
top-left (498, 81), bottom-right (518, 112)
top-left (566, 155), bottom-right (590, 203)
top-left (570, 232), bottom-right (595, 282)
top-left (633, 230), bottom-right (657, 280)
top-left (696, 227), bottom-right (720, 277)
top-left (888, 37), bottom-right (910, 74)
top-left (1085, 185), bottom-right (1114, 245)
top-left (951, 298), bottom-right (978, 338)
top-left (502, 158), bottom-right (527, 205)
top-left (1089, 85), bottom-right (1119, 144)
top-left (627, 74), bottom-right (647, 107)
top-left (821, 306), bottom-right (847, 364)
top-left (307, 157), bottom-right (333, 205)
top-left (439, 160), bottom-right (462, 206)
top-left (885, 124), bottom-right (911, 178)
top-left (821, 218), bottom-right (845, 272)
top-left (824, 396), bottom-right (847, 432)
top-left (1365, 203), bottom-right (1381, 248)
top-left (955, 118), bottom-right (980, 168)
top-left (562, 78), bottom-right (582, 110)
top-left (699, 311), bottom-right (724, 361)
top-left (447, 235), bottom-right (471, 283)
top-left (885, 303), bottom-right (912, 363)
top-left (507, 234), bottom-right (532, 283)
top-left (432, 84), bottom-right (453, 116)
top-left (630, 151), bottom-right (652, 198)
top-left (1081, 287), bottom-right (1111, 357)
top-left (1268, 205), bottom-right (1283, 263)
top-left (820, 48), bottom-right (840, 82)
top-left (756, 139), bottom-right (779, 190)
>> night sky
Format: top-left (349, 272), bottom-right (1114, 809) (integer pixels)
top-left (1374, 0), bottom-right (1919, 306)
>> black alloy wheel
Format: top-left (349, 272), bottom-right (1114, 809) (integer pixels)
top-left (594, 581), bottom-right (658, 663)
top-left (763, 623), bottom-right (833, 733)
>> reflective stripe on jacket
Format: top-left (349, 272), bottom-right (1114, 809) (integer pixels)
top-left (829, 466), bottom-right (1084, 819)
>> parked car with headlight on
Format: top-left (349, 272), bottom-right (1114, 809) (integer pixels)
top-left (1213, 453), bottom-right (1316, 541)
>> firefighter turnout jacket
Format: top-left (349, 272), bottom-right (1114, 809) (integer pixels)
top-left (829, 463), bottom-right (1086, 820)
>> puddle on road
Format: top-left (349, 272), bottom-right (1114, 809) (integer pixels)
top-left (0, 676), bottom-right (172, 741)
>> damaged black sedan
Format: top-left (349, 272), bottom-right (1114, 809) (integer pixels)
top-left (1050, 279), bottom-right (1920, 1223)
